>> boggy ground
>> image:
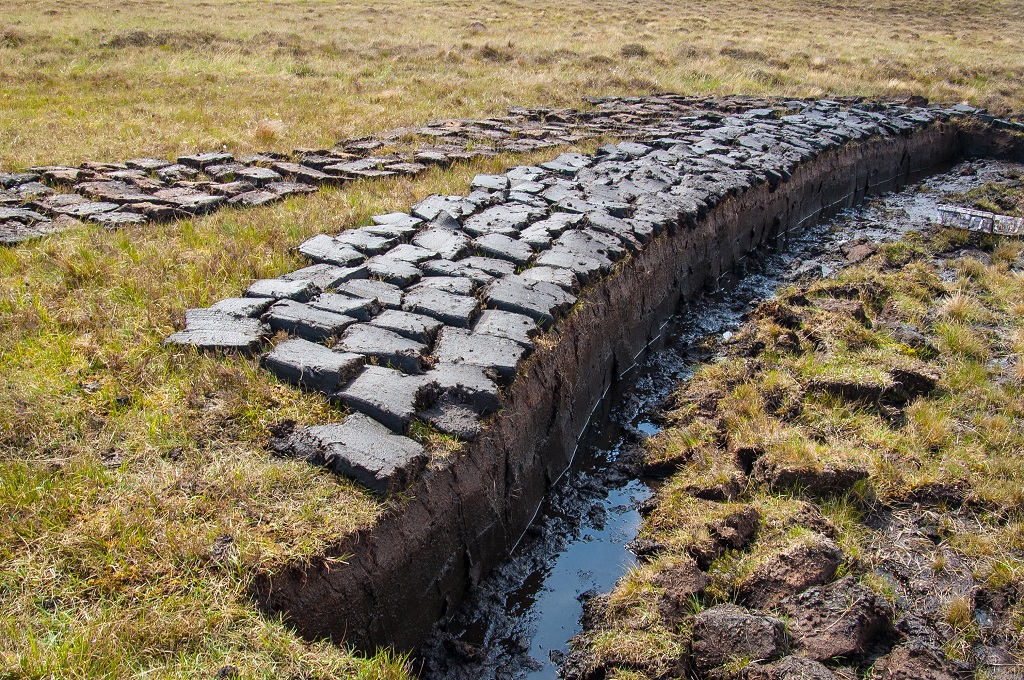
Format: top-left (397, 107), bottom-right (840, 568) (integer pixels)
top-left (2, 0), bottom-right (1023, 674)
top-left (564, 182), bottom-right (1024, 679)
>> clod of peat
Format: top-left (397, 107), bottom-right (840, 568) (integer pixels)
top-left (691, 505), bottom-right (761, 569)
top-left (737, 533), bottom-right (843, 608)
top-left (691, 604), bottom-right (788, 675)
top-left (751, 459), bottom-right (869, 498)
top-left (745, 655), bottom-right (841, 680)
top-left (651, 555), bottom-right (710, 621)
top-left (870, 644), bottom-right (958, 680)
top-left (779, 576), bottom-right (895, 662)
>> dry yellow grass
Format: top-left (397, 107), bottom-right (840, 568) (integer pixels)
top-left (2, 0), bottom-right (1024, 168)
top-left (3, 0), bottom-right (1024, 677)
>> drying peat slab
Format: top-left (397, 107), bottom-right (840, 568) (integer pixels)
top-left (3, 97), bottom-right (1022, 247)
top-left (165, 97), bottom-right (993, 494)
top-left (563, 215), bottom-right (1024, 679)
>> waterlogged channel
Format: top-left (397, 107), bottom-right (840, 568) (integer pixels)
top-left (416, 160), bottom-right (1012, 679)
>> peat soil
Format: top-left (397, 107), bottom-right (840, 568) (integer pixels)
top-left (415, 159), bottom-right (1016, 679)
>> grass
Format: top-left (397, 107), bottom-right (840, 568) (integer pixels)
top-left (573, 222), bottom-right (1024, 675)
top-left (736, 240), bottom-right (1023, 507)
top-left (2, 0), bottom-right (1024, 169)
top-left (949, 168), bottom-right (1024, 216)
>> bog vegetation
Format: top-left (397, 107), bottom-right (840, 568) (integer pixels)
top-left (571, 224), bottom-right (1024, 677)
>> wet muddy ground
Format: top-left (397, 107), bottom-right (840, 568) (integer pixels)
top-left (416, 159), bottom-right (1019, 679)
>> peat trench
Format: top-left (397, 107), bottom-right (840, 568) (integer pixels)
top-left (154, 98), bottom-right (1024, 658)
top-left (415, 159), bottom-right (1013, 679)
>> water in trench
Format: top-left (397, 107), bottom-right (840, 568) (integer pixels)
top-left (416, 160), bottom-right (1012, 679)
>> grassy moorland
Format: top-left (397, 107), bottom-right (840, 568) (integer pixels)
top-left (1, 0), bottom-right (1024, 168)
top-left (2, 0), bottom-right (1024, 678)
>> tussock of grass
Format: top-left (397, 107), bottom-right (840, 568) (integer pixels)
top-left (702, 496), bottom-right (835, 601)
top-left (638, 494), bottom-right (743, 554)
top-left (642, 418), bottom-right (719, 470)
top-left (588, 625), bottom-right (685, 673)
top-left (674, 449), bottom-right (741, 492)
top-left (604, 566), bottom-right (668, 623)
top-left (945, 594), bottom-right (975, 630)
top-left (408, 419), bottom-right (467, 465)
